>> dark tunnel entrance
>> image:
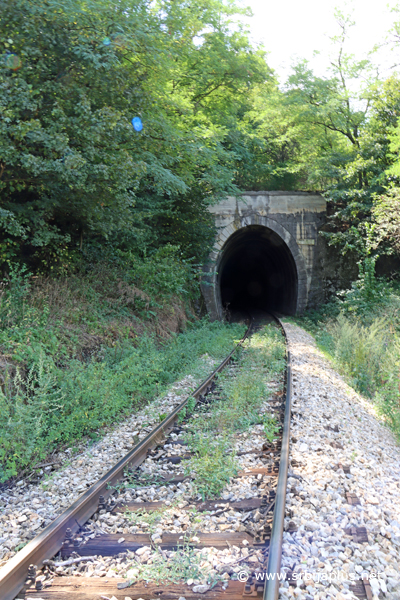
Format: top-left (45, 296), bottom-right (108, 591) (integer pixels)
top-left (219, 225), bottom-right (298, 315)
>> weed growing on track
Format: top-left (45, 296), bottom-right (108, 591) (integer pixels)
top-left (120, 539), bottom-right (221, 587)
top-left (263, 414), bottom-right (280, 442)
top-left (126, 504), bottom-right (202, 537)
top-left (122, 503), bottom-right (222, 586)
top-left (185, 435), bottom-right (238, 498)
top-left (126, 504), bottom-right (171, 533)
top-left (112, 471), bottom-right (167, 491)
top-left (177, 396), bottom-right (196, 424)
top-left (184, 324), bottom-right (286, 499)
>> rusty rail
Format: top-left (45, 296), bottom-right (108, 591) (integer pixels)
top-left (0, 321), bottom-right (252, 600)
top-left (264, 316), bottom-right (292, 600)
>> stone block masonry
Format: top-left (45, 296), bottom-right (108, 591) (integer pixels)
top-left (201, 191), bottom-right (326, 319)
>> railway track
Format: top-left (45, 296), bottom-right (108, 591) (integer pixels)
top-left (0, 313), bottom-right (292, 600)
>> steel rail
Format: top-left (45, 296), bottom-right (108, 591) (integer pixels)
top-left (264, 317), bottom-right (292, 600)
top-left (0, 321), bottom-right (252, 600)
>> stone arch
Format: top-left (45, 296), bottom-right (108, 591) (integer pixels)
top-left (201, 214), bottom-right (308, 320)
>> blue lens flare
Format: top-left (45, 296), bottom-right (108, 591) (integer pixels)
top-left (132, 117), bottom-right (143, 132)
top-left (5, 53), bottom-right (21, 70)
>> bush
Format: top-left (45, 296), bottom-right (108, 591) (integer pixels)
top-left (337, 256), bottom-right (392, 322)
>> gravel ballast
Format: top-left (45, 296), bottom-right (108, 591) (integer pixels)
top-left (280, 322), bottom-right (400, 600)
top-left (12, 323), bottom-right (285, 596)
top-left (6, 320), bottom-right (399, 600)
top-left (0, 359), bottom-right (218, 567)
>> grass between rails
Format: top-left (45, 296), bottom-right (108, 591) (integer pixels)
top-left (183, 324), bottom-right (286, 499)
top-left (128, 541), bottom-right (216, 586)
top-left (111, 505), bottom-right (223, 586)
top-left (290, 266), bottom-right (400, 442)
top-left (0, 264), bottom-right (246, 483)
top-left (118, 538), bottom-right (221, 588)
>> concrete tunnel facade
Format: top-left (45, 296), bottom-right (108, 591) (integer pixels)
top-left (201, 192), bottom-right (327, 319)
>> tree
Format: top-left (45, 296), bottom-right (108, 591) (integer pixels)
top-left (278, 10), bottom-right (400, 254)
top-left (0, 0), bottom-right (273, 270)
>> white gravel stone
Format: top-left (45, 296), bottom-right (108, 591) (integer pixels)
top-left (0, 366), bottom-right (216, 565)
top-left (281, 322), bottom-right (400, 600)
top-left (192, 584), bottom-right (210, 593)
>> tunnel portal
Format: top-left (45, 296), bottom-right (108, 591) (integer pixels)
top-left (201, 192), bottom-right (326, 319)
top-left (219, 226), bottom-right (298, 315)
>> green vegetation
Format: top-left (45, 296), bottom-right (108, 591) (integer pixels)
top-left (294, 265), bottom-right (400, 442)
top-left (121, 540), bottom-right (220, 587)
top-left (184, 324), bottom-right (286, 499)
top-left (177, 396), bottom-right (196, 424)
top-left (126, 504), bottom-right (172, 534)
top-left (116, 471), bottom-right (167, 491)
top-left (3, 1), bottom-right (400, 271)
top-left (3, 0), bottom-right (400, 480)
top-left (263, 414), bottom-right (280, 443)
top-left (0, 0), bottom-right (271, 272)
top-left (0, 264), bottom-right (245, 482)
top-left (185, 434), bottom-right (238, 500)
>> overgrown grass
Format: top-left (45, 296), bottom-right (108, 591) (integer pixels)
top-left (184, 324), bottom-right (286, 499)
top-left (121, 540), bottom-right (220, 587)
top-left (294, 262), bottom-right (400, 442)
top-left (0, 261), bottom-right (246, 482)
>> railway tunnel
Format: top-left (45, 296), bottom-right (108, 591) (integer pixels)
top-left (201, 192), bottom-right (327, 320)
top-left (218, 225), bottom-right (298, 315)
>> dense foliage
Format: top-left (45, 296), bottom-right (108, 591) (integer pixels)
top-left (0, 0), bottom-right (273, 271)
top-left (2, 2), bottom-right (400, 266)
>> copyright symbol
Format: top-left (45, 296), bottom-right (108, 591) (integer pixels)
top-left (238, 571), bottom-right (248, 582)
